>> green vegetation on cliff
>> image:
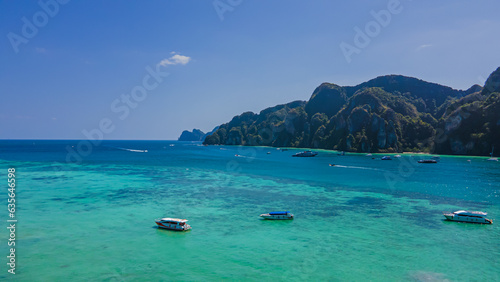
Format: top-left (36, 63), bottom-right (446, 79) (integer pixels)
top-left (203, 68), bottom-right (500, 156)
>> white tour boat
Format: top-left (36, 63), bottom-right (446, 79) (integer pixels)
top-left (443, 210), bottom-right (492, 224)
top-left (260, 211), bottom-right (294, 220)
top-left (155, 218), bottom-right (192, 231)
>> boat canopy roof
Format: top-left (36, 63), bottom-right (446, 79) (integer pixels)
top-left (269, 211), bottom-right (290, 215)
top-left (158, 218), bottom-right (188, 222)
top-left (454, 210), bottom-right (487, 216)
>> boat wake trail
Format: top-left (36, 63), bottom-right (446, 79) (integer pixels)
top-left (108, 146), bottom-right (148, 153)
top-left (235, 154), bottom-right (255, 159)
top-left (330, 165), bottom-right (381, 171)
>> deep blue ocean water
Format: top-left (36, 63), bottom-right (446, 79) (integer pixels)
top-left (0, 140), bottom-right (499, 281)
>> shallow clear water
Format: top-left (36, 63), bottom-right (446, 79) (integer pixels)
top-left (0, 140), bottom-right (499, 281)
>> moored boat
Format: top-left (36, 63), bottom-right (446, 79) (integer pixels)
top-left (487, 146), bottom-right (498, 161)
top-left (418, 159), bottom-right (437, 163)
top-left (292, 151), bottom-right (318, 157)
top-left (260, 211), bottom-right (294, 220)
top-left (155, 218), bottom-right (192, 230)
top-left (381, 156), bottom-right (392, 160)
top-left (443, 210), bottom-right (492, 224)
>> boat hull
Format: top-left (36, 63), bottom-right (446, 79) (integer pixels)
top-left (292, 151), bottom-right (318, 157)
top-left (418, 160), bottom-right (437, 163)
top-left (155, 221), bottom-right (192, 231)
top-left (260, 214), bottom-right (294, 220)
top-left (443, 214), bottom-right (492, 224)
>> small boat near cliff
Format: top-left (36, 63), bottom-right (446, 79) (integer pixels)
top-left (487, 146), bottom-right (498, 161)
top-left (443, 210), bottom-right (492, 224)
top-left (292, 151), bottom-right (318, 157)
top-left (260, 211), bottom-right (294, 220)
top-left (418, 159), bottom-right (437, 164)
top-left (381, 156), bottom-right (392, 160)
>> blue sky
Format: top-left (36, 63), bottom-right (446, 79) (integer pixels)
top-left (1, 0), bottom-right (499, 140)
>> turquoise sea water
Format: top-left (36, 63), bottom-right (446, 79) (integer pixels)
top-left (0, 140), bottom-right (499, 281)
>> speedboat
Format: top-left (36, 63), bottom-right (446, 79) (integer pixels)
top-left (443, 210), bottom-right (492, 224)
top-left (418, 159), bottom-right (437, 163)
top-left (381, 156), bottom-right (392, 160)
top-left (394, 154), bottom-right (401, 158)
top-left (260, 211), bottom-right (294, 220)
top-left (292, 151), bottom-right (318, 157)
top-left (155, 218), bottom-right (192, 230)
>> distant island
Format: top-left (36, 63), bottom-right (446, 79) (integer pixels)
top-left (178, 127), bottom-right (219, 141)
top-left (199, 67), bottom-right (500, 156)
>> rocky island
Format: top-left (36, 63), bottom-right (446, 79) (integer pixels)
top-left (202, 67), bottom-right (500, 156)
top-left (178, 127), bottom-right (219, 142)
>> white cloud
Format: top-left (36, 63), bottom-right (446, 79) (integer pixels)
top-left (158, 53), bottom-right (191, 67)
top-left (416, 44), bottom-right (432, 51)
